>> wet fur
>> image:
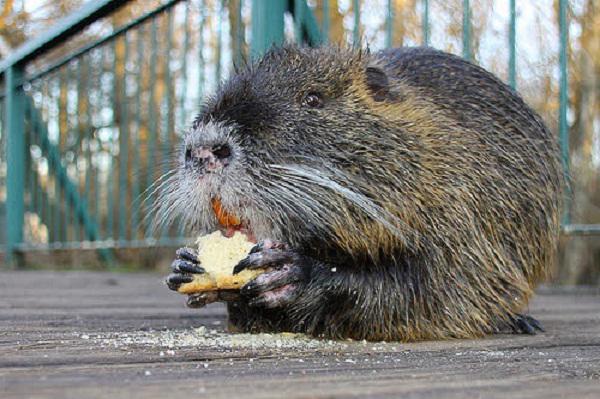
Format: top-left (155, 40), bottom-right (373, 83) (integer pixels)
top-left (157, 46), bottom-right (563, 341)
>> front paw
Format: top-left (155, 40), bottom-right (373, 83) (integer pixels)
top-left (165, 247), bottom-right (205, 291)
top-left (233, 240), bottom-right (308, 309)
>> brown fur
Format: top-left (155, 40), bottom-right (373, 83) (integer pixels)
top-left (162, 46), bottom-right (563, 341)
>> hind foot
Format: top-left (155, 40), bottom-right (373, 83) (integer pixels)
top-left (511, 314), bottom-right (544, 334)
top-left (495, 313), bottom-right (544, 335)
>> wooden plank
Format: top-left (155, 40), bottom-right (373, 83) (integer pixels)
top-left (0, 271), bottom-right (599, 399)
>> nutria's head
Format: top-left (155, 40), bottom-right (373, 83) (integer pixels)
top-left (158, 46), bottom-right (413, 254)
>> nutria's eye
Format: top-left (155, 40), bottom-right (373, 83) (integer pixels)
top-left (302, 92), bottom-right (323, 108)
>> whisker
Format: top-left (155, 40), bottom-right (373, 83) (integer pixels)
top-left (267, 163), bottom-right (414, 246)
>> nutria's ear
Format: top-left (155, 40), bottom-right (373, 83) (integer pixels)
top-left (365, 66), bottom-right (391, 102)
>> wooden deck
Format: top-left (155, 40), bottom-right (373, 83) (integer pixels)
top-left (0, 271), bottom-right (599, 398)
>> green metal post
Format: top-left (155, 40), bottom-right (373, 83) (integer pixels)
top-left (95, 47), bottom-right (104, 238)
top-left (322, 0), bottom-right (329, 44)
top-left (353, 0), bottom-right (360, 47)
top-left (107, 41), bottom-right (117, 239)
top-left (251, 0), bottom-right (285, 58)
top-left (422, 0), bottom-right (429, 46)
top-left (162, 8), bottom-right (174, 237)
top-left (294, 0), bottom-right (304, 43)
top-left (508, 0), bottom-right (516, 89)
top-left (56, 72), bottom-right (65, 242)
top-left (145, 18), bottom-right (158, 237)
top-left (132, 26), bottom-right (144, 239)
top-left (234, 0), bottom-right (244, 67)
top-left (5, 65), bottom-right (26, 264)
top-left (84, 56), bottom-right (93, 239)
top-left (180, 3), bottom-right (189, 128)
top-left (462, 0), bottom-right (471, 61)
top-left (386, 0), bottom-right (393, 48)
top-left (118, 33), bottom-right (130, 241)
top-left (74, 60), bottom-right (83, 241)
top-left (558, 0), bottom-right (570, 225)
top-left (290, 0), bottom-right (323, 46)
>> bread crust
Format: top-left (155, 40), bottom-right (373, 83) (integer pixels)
top-left (176, 231), bottom-right (261, 294)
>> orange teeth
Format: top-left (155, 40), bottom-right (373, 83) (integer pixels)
top-left (211, 197), bottom-right (241, 228)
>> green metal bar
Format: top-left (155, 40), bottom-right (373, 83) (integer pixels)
top-left (386, 0), bottom-right (393, 48)
top-left (63, 65), bottom-right (72, 242)
top-left (41, 79), bottom-right (53, 243)
top-left (234, 0), bottom-right (244, 67)
top-left (292, 0), bottom-right (323, 46)
top-left (562, 224), bottom-right (600, 236)
top-left (34, 95), bottom-right (43, 227)
top-left (84, 56), bottom-right (93, 238)
top-left (508, 0), bottom-right (516, 89)
top-left (118, 33), bottom-right (130, 241)
top-left (57, 71), bottom-right (66, 242)
top-left (558, 0), bottom-right (570, 225)
top-left (0, 0), bottom-right (132, 74)
top-left (322, 0), bottom-right (329, 44)
top-left (53, 80), bottom-right (60, 242)
top-left (353, 0), bottom-right (360, 47)
top-left (23, 0), bottom-right (184, 86)
top-left (294, 0), bottom-right (304, 42)
top-left (180, 3), bottom-right (189, 129)
top-left (16, 236), bottom-right (194, 252)
top-left (250, 0), bottom-right (285, 58)
top-left (131, 26), bottom-right (144, 239)
top-left (74, 60), bottom-right (83, 241)
top-left (107, 41), bottom-right (117, 239)
top-left (162, 8), bottom-right (174, 237)
top-left (145, 18), bottom-right (159, 237)
top-left (95, 47), bottom-right (104, 239)
top-left (462, 0), bottom-right (472, 60)
top-left (422, 0), bottom-right (429, 46)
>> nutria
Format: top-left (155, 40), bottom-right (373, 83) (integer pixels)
top-left (161, 46), bottom-right (563, 341)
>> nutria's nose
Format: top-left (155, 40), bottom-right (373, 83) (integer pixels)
top-left (185, 144), bottom-right (232, 172)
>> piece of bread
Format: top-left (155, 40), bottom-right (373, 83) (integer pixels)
top-left (177, 231), bottom-right (262, 294)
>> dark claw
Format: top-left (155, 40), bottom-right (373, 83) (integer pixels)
top-left (165, 273), bottom-right (194, 291)
top-left (526, 315), bottom-right (545, 332)
top-left (513, 314), bottom-right (544, 334)
top-left (249, 240), bottom-right (288, 254)
top-left (176, 247), bottom-right (200, 263)
top-left (171, 259), bottom-right (205, 274)
top-left (186, 292), bottom-right (218, 308)
top-left (248, 242), bottom-right (264, 255)
top-left (233, 251), bottom-right (294, 275)
top-left (218, 290), bottom-right (242, 302)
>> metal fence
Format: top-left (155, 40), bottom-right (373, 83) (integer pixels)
top-left (0, 0), bottom-right (593, 266)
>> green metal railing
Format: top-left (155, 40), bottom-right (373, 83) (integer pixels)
top-left (0, 0), bottom-right (596, 267)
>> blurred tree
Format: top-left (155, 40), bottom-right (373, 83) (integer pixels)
top-left (559, 0), bottom-right (600, 285)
